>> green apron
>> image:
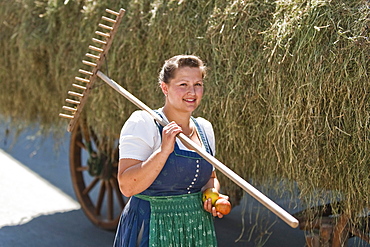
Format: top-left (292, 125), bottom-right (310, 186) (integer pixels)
top-left (135, 192), bottom-right (217, 247)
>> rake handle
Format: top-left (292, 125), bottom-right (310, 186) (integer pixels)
top-left (97, 70), bottom-right (299, 229)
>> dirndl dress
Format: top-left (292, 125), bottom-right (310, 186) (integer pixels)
top-left (113, 117), bottom-right (217, 247)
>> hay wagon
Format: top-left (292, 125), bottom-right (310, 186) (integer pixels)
top-left (59, 7), bottom-right (370, 246)
top-left (1, 1), bottom-right (369, 246)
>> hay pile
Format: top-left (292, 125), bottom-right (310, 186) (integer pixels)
top-left (0, 0), bottom-right (369, 240)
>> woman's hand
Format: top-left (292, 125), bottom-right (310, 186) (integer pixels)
top-left (160, 121), bottom-right (182, 155)
top-left (203, 193), bottom-right (230, 218)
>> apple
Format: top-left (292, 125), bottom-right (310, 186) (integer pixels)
top-left (214, 198), bottom-right (231, 215)
top-left (202, 188), bottom-right (219, 205)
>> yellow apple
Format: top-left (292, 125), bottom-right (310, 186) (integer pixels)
top-left (202, 188), bottom-right (219, 205)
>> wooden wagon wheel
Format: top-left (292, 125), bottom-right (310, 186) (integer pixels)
top-left (69, 119), bottom-right (127, 230)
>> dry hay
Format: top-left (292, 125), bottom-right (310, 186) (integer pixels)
top-left (0, 0), bottom-right (369, 242)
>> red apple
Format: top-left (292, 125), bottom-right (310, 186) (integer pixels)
top-left (214, 198), bottom-right (231, 215)
top-left (202, 188), bottom-right (219, 205)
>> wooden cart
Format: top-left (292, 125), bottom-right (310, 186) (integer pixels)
top-left (59, 8), bottom-right (369, 242)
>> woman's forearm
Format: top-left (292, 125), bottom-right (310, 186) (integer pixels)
top-left (118, 148), bottom-right (170, 197)
top-left (202, 171), bottom-right (220, 192)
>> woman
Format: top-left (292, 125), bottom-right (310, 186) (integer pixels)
top-left (113, 55), bottom-right (229, 247)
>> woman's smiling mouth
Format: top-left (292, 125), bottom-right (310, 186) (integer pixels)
top-left (184, 99), bottom-right (196, 102)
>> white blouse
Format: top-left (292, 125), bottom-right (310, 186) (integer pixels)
top-left (119, 108), bottom-right (216, 161)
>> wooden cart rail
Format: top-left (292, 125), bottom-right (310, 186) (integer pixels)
top-left (294, 204), bottom-right (370, 247)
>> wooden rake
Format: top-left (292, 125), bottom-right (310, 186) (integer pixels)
top-left (59, 8), bottom-right (299, 229)
top-left (59, 8), bottom-right (125, 132)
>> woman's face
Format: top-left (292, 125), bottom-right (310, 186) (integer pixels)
top-left (161, 66), bottom-right (204, 114)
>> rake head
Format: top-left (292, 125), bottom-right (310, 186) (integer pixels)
top-left (59, 8), bottom-right (125, 132)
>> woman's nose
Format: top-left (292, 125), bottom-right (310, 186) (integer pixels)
top-left (188, 86), bottom-right (196, 95)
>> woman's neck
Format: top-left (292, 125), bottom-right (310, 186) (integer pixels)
top-left (162, 106), bottom-right (200, 148)
top-left (162, 106), bottom-right (192, 129)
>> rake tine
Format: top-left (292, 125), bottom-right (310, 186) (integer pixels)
top-left (66, 99), bottom-right (80, 105)
top-left (63, 106), bottom-right (77, 112)
top-left (99, 23), bottom-right (114, 31)
top-left (82, 60), bottom-right (97, 67)
top-left (78, 69), bottom-right (93, 76)
top-left (92, 38), bottom-right (107, 45)
top-left (105, 9), bottom-right (120, 16)
top-left (86, 53), bottom-right (100, 60)
top-left (95, 31), bottom-right (110, 38)
top-left (59, 113), bottom-right (74, 119)
top-left (72, 84), bottom-right (87, 90)
top-left (75, 76), bottom-right (90, 83)
top-left (68, 91), bottom-right (83, 98)
top-left (102, 16), bottom-right (116, 23)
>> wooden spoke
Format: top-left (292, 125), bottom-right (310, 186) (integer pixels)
top-left (83, 177), bottom-right (100, 195)
top-left (90, 127), bottom-right (100, 150)
top-left (76, 166), bottom-right (89, 172)
top-left (76, 140), bottom-right (86, 150)
top-left (111, 178), bottom-right (125, 209)
top-left (95, 181), bottom-right (106, 216)
top-left (107, 180), bottom-right (114, 220)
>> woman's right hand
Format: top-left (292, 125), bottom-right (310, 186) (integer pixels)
top-left (203, 193), bottom-right (230, 218)
top-left (160, 121), bottom-right (182, 155)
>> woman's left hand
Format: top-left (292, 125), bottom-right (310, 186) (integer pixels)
top-left (203, 194), bottom-right (229, 218)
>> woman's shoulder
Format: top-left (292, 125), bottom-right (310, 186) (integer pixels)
top-left (128, 110), bottom-right (155, 123)
top-left (193, 116), bottom-right (213, 130)
top-left (121, 110), bottom-right (158, 135)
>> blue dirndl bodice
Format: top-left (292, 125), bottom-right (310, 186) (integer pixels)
top-left (113, 117), bottom-right (215, 247)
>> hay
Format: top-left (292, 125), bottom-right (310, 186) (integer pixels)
top-left (0, 0), bottom-right (369, 240)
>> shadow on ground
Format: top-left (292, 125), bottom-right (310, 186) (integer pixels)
top-left (0, 210), bottom-right (115, 247)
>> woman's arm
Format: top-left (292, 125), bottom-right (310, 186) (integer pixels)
top-left (117, 150), bottom-right (168, 197)
top-left (117, 121), bottom-right (182, 197)
top-left (201, 171), bottom-right (220, 192)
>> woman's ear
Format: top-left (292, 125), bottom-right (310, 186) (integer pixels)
top-left (160, 81), bottom-right (168, 96)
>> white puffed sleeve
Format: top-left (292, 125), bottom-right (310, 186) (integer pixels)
top-left (119, 110), bottom-right (161, 161)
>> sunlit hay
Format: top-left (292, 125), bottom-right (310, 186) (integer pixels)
top-left (0, 0), bottom-right (369, 242)
top-left (254, 0), bottom-right (369, 233)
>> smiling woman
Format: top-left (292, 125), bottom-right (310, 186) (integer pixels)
top-left (159, 56), bottom-right (205, 136)
top-left (0, 0), bottom-right (369, 245)
top-left (113, 55), bottom-right (230, 247)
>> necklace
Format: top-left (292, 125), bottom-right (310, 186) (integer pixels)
top-left (187, 126), bottom-right (195, 138)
